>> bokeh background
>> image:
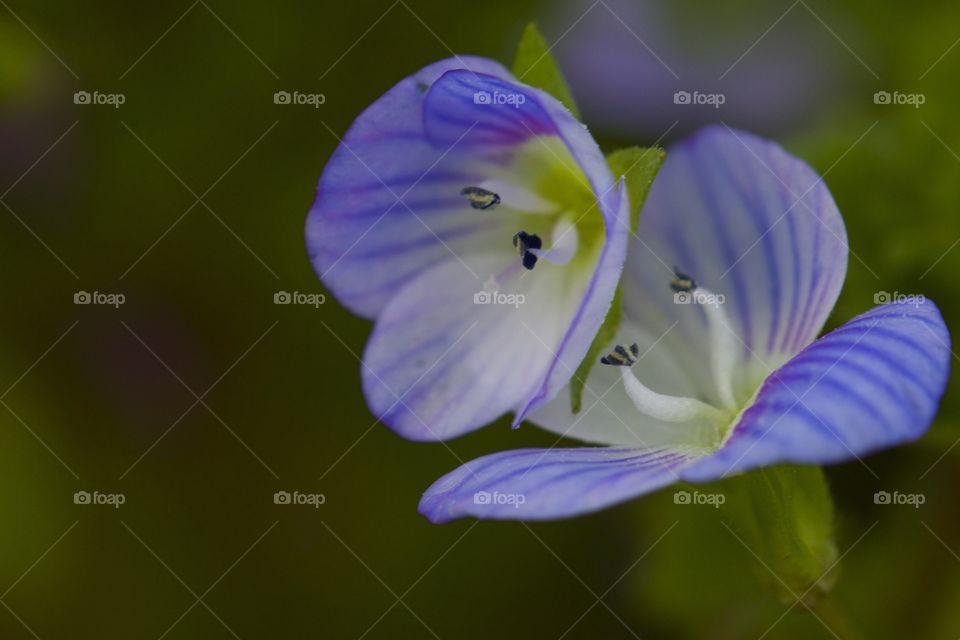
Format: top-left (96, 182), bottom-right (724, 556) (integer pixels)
top-left (1, 0), bottom-right (958, 637)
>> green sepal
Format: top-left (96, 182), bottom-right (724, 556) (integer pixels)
top-left (569, 146), bottom-right (665, 412)
top-left (716, 464), bottom-right (838, 604)
top-left (511, 23), bottom-right (580, 118)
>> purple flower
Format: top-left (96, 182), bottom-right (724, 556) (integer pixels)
top-left (420, 126), bottom-right (951, 522)
top-left (307, 57), bottom-right (630, 440)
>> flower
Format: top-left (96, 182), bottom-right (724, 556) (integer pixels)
top-left (419, 126), bottom-right (951, 522)
top-left (550, 0), bottom-right (844, 138)
top-left (306, 57), bottom-right (630, 440)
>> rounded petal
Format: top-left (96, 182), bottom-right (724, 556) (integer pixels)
top-left (320, 64), bottom-right (628, 440)
top-left (422, 70), bottom-right (631, 424)
top-left (422, 70), bottom-right (620, 205)
top-left (306, 56), bottom-right (513, 318)
top-left (362, 254), bottom-right (586, 441)
top-left (624, 126), bottom-right (849, 401)
top-left (681, 300), bottom-right (951, 482)
top-left (419, 447), bottom-right (689, 522)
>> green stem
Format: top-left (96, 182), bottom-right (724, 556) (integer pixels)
top-left (811, 598), bottom-right (861, 640)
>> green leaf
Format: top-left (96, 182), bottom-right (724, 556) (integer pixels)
top-left (511, 23), bottom-right (580, 118)
top-left (569, 146), bottom-right (665, 412)
top-left (606, 146), bottom-right (666, 234)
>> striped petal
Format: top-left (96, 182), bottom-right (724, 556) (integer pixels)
top-left (419, 447), bottom-right (690, 522)
top-left (681, 300), bottom-right (951, 482)
top-left (423, 70), bottom-right (622, 224)
top-left (306, 57), bottom-right (513, 318)
top-left (419, 71), bottom-right (633, 423)
top-left (362, 254), bottom-right (586, 441)
top-left (624, 126), bottom-right (848, 403)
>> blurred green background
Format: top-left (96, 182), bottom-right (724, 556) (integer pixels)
top-left (1, 0), bottom-right (958, 638)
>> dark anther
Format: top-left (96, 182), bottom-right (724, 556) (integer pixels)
top-left (513, 231), bottom-right (543, 271)
top-left (669, 266), bottom-right (696, 293)
top-left (461, 186), bottom-right (501, 210)
top-left (600, 343), bottom-right (640, 366)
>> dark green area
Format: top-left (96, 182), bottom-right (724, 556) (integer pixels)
top-left (0, 1), bottom-right (958, 638)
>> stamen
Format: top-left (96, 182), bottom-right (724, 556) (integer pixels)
top-left (670, 267), bottom-right (696, 293)
top-left (602, 343), bottom-right (724, 423)
top-left (472, 178), bottom-right (557, 214)
top-left (600, 343), bottom-right (639, 366)
top-left (461, 186), bottom-right (500, 210)
top-left (513, 231), bottom-right (542, 270)
top-left (698, 287), bottom-right (739, 410)
top-left (668, 267), bottom-right (739, 410)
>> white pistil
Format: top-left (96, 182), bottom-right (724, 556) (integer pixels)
top-left (477, 179), bottom-right (556, 214)
top-left (696, 287), bottom-right (739, 410)
top-left (620, 367), bottom-right (725, 423)
top-left (529, 218), bottom-right (579, 266)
